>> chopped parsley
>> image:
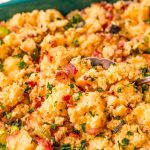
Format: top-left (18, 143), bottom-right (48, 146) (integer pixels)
top-left (117, 87), bottom-right (122, 93)
top-left (17, 61), bottom-right (27, 69)
top-left (24, 86), bottom-right (31, 93)
top-left (122, 138), bottom-right (129, 146)
top-left (47, 82), bottom-right (53, 93)
top-left (127, 131), bottom-right (133, 136)
top-left (74, 92), bottom-right (82, 101)
top-left (79, 140), bottom-right (86, 150)
top-left (31, 48), bottom-right (40, 62)
top-left (44, 122), bottom-right (57, 130)
top-left (28, 108), bottom-right (34, 113)
top-left (141, 67), bottom-right (149, 77)
top-left (50, 123), bottom-right (57, 130)
top-left (0, 62), bottom-right (3, 72)
top-left (144, 19), bottom-right (150, 24)
top-left (12, 119), bottom-right (23, 129)
top-left (69, 84), bottom-right (74, 89)
top-left (141, 84), bottom-right (149, 93)
top-left (4, 112), bottom-right (11, 120)
top-left (13, 52), bottom-right (27, 58)
top-left (54, 101), bottom-right (57, 107)
top-left (144, 48), bottom-right (150, 54)
top-left (0, 40), bottom-right (3, 45)
top-left (0, 104), bottom-right (5, 109)
top-left (96, 132), bottom-right (105, 138)
top-left (81, 123), bottom-right (86, 133)
top-left (72, 39), bottom-right (79, 47)
top-left (97, 87), bottom-right (104, 93)
top-left (89, 111), bottom-right (95, 117)
top-left (0, 143), bottom-right (6, 150)
top-left (46, 93), bottom-right (51, 99)
top-left (64, 14), bottom-right (84, 30)
top-left (60, 143), bottom-right (71, 150)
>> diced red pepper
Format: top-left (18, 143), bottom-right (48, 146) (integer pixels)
top-left (92, 50), bottom-right (102, 58)
top-left (26, 81), bottom-right (37, 88)
top-left (56, 71), bottom-right (70, 83)
top-left (32, 97), bottom-right (43, 109)
top-left (62, 95), bottom-right (74, 107)
top-left (63, 63), bottom-right (78, 77)
top-left (36, 137), bottom-right (53, 150)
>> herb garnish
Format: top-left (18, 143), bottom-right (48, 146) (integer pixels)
top-left (60, 143), bottom-right (71, 150)
top-left (117, 87), bottom-right (122, 93)
top-left (72, 39), bottom-right (79, 47)
top-left (79, 140), bottom-right (86, 150)
top-left (97, 87), bottom-right (104, 93)
top-left (127, 131), bottom-right (133, 136)
top-left (64, 14), bottom-right (84, 30)
top-left (81, 123), bottom-right (86, 133)
top-left (17, 61), bottom-right (27, 69)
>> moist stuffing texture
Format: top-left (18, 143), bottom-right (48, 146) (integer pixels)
top-left (0, 0), bottom-right (150, 149)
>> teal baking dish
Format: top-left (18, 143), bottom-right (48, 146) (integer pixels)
top-left (0, 0), bottom-right (117, 20)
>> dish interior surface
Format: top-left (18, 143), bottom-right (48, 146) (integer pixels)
top-left (0, 0), bottom-right (150, 150)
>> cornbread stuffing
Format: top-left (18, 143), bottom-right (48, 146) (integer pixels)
top-left (0, 0), bottom-right (150, 149)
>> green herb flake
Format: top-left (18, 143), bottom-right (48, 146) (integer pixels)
top-left (0, 143), bottom-right (6, 150)
top-left (122, 138), bottom-right (129, 146)
top-left (74, 92), bottom-right (82, 101)
top-left (0, 63), bottom-right (3, 72)
top-left (144, 37), bottom-right (149, 43)
top-left (25, 86), bottom-right (31, 93)
top-left (96, 132), bottom-right (105, 138)
top-left (60, 143), bottom-right (71, 150)
top-left (47, 83), bottom-right (53, 92)
top-left (64, 14), bottom-right (84, 30)
top-left (4, 112), bottom-right (11, 120)
top-left (127, 131), bottom-right (133, 136)
top-left (97, 87), bottom-right (104, 93)
top-left (46, 93), bottom-right (51, 99)
top-left (17, 61), bottom-right (27, 69)
top-left (72, 39), bottom-right (79, 47)
top-left (0, 104), bottom-right (5, 109)
top-left (117, 87), bottom-right (122, 93)
top-left (79, 140), bottom-right (86, 150)
top-left (69, 84), bottom-right (74, 89)
top-left (13, 52), bottom-right (27, 58)
top-left (81, 123), bottom-right (86, 133)
top-left (141, 84), bottom-right (149, 93)
top-left (141, 67), bottom-right (149, 77)
top-left (50, 123), bottom-right (57, 130)
top-left (12, 120), bottom-right (23, 129)
top-left (28, 108), bottom-right (34, 113)
top-left (145, 48), bottom-right (150, 54)
top-left (89, 111), bottom-right (95, 117)
top-left (144, 19), bottom-right (150, 24)
top-left (31, 48), bottom-right (40, 62)
top-left (54, 101), bottom-right (57, 107)
top-left (0, 40), bottom-right (3, 45)
top-left (70, 14), bottom-right (83, 24)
